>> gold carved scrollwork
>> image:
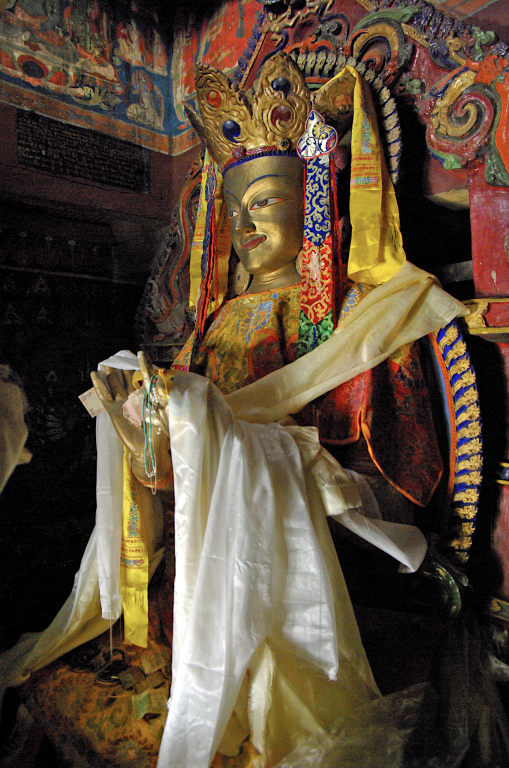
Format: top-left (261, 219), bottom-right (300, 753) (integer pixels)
top-left (425, 59), bottom-right (495, 167)
top-left (449, 535), bottom-right (472, 552)
top-left (456, 423), bottom-right (482, 442)
top-left (455, 388), bottom-right (479, 410)
top-left (446, 34), bottom-right (466, 67)
top-left (444, 340), bottom-right (467, 366)
top-left (462, 299), bottom-right (489, 328)
top-left (455, 505), bottom-right (478, 520)
top-left (191, 65), bottom-right (265, 168)
top-left (311, 69), bottom-right (356, 138)
top-left (456, 403), bottom-right (481, 425)
top-left (456, 454), bottom-right (482, 473)
top-left (253, 55), bottom-right (311, 149)
top-left (456, 472), bottom-right (482, 487)
top-left (449, 357), bottom-right (471, 377)
top-left (451, 370), bottom-right (476, 395)
top-left (456, 437), bottom-right (482, 457)
top-left (437, 324), bottom-right (459, 349)
top-left (452, 488), bottom-right (479, 504)
top-left (430, 70), bottom-right (477, 138)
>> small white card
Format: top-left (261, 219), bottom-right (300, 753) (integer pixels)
top-left (79, 386), bottom-right (105, 418)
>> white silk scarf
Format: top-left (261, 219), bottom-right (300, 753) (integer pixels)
top-left (1, 262), bottom-right (469, 759)
top-left (96, 350), bottom-right (140, 622)
top-left (158, 263), bottom-right (468, 767)
top-left (158, 373), bottom-right (379, 768)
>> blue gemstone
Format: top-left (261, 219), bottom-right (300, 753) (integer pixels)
top-left (271, 77), bottom-right (291, 98)
top-left (222, 119), bottom-right (241, 143)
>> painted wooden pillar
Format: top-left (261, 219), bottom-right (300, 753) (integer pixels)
top-left (469, 167), bottom-right (509, 599)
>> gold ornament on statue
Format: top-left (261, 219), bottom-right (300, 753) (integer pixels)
top-left (185, 52), bottom-right (358, 172)
top-left (185, 52), bottom-right (357, 174)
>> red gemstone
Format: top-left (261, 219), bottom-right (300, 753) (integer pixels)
top-left (207, 89), bottom-right (222, 108)
top-left (271, 105), bottom-right (292, 125)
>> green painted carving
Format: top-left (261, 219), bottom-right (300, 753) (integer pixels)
top-left (486, 144), bottom-right (509, 188)
top-left (352, 7), bottom-right (418, 32)
top-left (404, 78), bottom-right (423, 95)
top-left (432, 149), bottom-right (463, 171)
top-left (471, 26), bottom-right (497, 61)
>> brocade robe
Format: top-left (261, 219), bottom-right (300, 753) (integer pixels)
top-left (173, 281), bottom-right (442, 509)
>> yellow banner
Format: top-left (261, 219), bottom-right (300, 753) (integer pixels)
top-left (189, 154), bottom-right (209, 310)
top-left (121, 450), bottom-right (150, 647)
top-left (327, 67), bottom-right (406, 285)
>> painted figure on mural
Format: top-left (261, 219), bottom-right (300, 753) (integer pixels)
top-left (117, 18), bottom-right (143, 66)
top-left (0, 0), bottom-right (172, 129)
top-left (126, 69), bottom-right (164, 129)
top-left (89, 54), bottom-right (468, 767)
top-left (170, 0), bottom-right (259, 136)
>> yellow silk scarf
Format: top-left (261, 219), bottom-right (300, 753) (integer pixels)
top-left (121, 450), bottom-right (150, 647)
top-left (120, 368), bottom-right (175, 646)
top-left (333, 65), bottom-right (406, 284)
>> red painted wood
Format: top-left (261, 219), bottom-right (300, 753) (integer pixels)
top-left (423, 155), bottom-right (469, 198)
top-left (469, 166), bottom-right (509, 297)
top-left (483, 303), bottom-right (509, 326)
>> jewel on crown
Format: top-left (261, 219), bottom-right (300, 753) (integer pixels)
top-left (185, 53), bottom-right (312, 173)
top-left (185, 53), bottom-right (361, 174)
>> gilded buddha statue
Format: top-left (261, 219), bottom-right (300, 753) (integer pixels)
top-left (88, 54), bottom-right (468, 767)
top-left (0, 53), bottom-right (470, 768)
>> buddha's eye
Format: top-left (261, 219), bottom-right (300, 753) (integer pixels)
top-left (250, 197), bottom-right (282, 211)
top-left (227, 209), bottom-right (239, 219)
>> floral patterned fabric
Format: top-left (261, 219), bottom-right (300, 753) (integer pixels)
top-left (173, 281), bottom-right (442, 506)
top-left (172, 284), bottom-right (301, 393)
top-left (19, 500), bottom-right (178, 768)
top-left (21, 622), bottom-right (170, 768)
top-left (314, 342), bottom-right (442, 506)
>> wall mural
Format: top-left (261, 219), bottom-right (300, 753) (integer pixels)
top-left (0, 0), bottom-right (264, 154)
top-left (0, 0), bottom-right (171, 151)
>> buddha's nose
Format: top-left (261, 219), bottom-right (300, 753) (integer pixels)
top-left (236, 207), bottom-right (255, 231)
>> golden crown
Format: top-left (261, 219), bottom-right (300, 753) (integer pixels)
top-left (185, 52), bottom-right (356, 172)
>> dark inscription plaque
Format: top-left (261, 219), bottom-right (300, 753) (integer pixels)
top-left (17, 111), bottom-right (150, 193)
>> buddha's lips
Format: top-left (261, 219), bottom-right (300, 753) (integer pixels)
top-left (240, 235), bottom-right (266, 251)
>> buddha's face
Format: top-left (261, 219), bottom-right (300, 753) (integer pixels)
top-left (224, 156), bottom-right (304, 287)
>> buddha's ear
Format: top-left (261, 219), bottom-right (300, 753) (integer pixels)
top-left (311, 69), bottom-right (355, 143)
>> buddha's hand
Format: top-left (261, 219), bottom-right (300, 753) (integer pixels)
top-left (91, 351), bottom-right (172, 486)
